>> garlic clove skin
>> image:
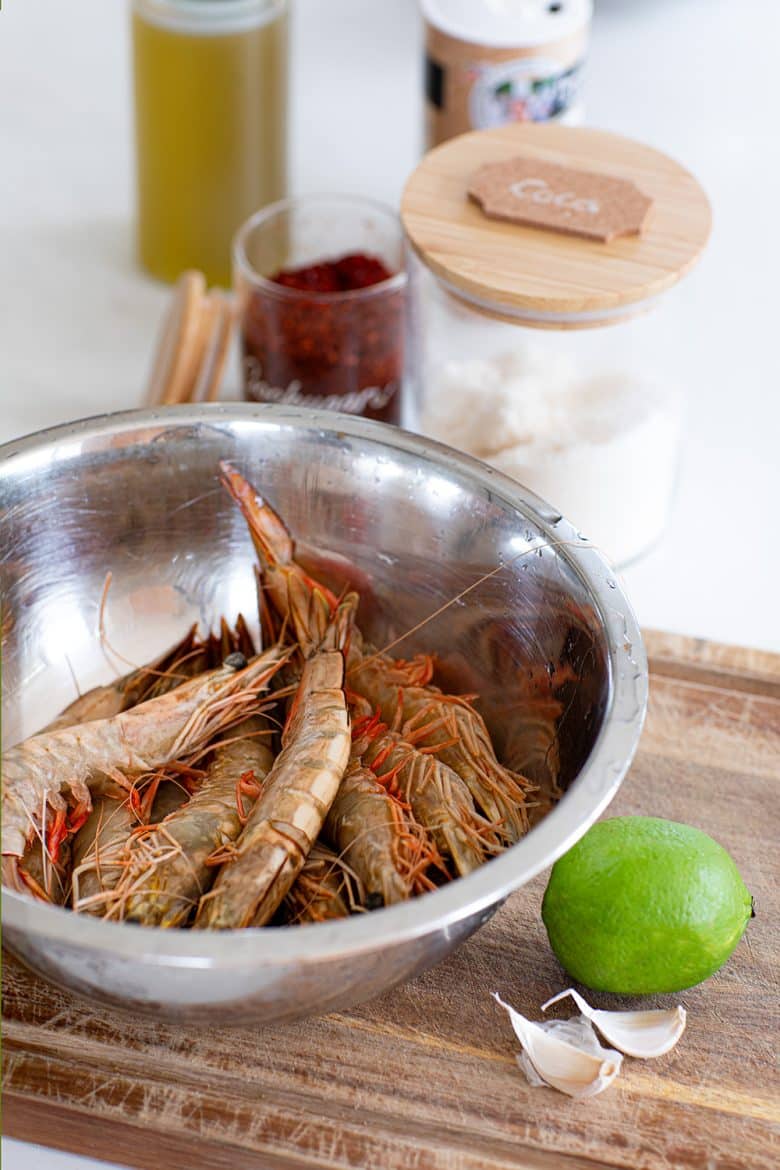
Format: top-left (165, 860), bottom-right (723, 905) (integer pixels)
top-left (541, 988), bottom-right (687, 1059)
top-left (493, 993), bottom-right (622, 1099)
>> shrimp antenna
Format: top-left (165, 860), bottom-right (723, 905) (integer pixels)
top-left (355, 536), bottom-right (593, 671)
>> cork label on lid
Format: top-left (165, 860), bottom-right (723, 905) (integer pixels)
top-left (468, 156), bottom-right (653, 242)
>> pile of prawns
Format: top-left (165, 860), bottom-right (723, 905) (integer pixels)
top-left (1, 462), bottom-right (546, 929)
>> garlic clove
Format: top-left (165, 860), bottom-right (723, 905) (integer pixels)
top-left (493, 993), bottom-right (622, 1099)
top-left (541, 988), bottom-right (687, 1059)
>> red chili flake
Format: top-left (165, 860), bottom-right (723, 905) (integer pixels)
top-left (272, 262), bottom-right (341, 293)
top-left (271, 253), bottom-right (392, 293)
top-left (241, 251), bottom-right (405, 424)
top-left (332, 254), bottom-right (394, 290)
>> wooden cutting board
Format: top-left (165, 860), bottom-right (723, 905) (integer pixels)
top-left (3, 631), bottom-right (778, 1170)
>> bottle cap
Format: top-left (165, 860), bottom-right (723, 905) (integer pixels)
top-left (421, 0), bottom-right (592, 49)
top-left (133, 0), bottom-right (285, 35)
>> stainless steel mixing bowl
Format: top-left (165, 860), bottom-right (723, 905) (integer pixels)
top-left (0, 405), bottom-right (647, 1022)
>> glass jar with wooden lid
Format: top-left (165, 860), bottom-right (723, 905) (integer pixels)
top-left (401, 124), bottom-right (711, 566)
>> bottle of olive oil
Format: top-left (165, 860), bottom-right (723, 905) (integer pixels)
top-left (132, 0), bottom-right (288, 285)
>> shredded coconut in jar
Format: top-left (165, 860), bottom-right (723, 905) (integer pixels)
top-left (422, 347), bottom-right (681, 566)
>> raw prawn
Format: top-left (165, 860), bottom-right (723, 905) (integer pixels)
top-left (350, 701), bottom-right (498, 876)
top-left (71, 782), bottom-right (138, 915)
top-left (1, 645), bottom-right (288, 885)
top-left (349, 639), bottom-right (531, 844)
top-left (500, 662), bottom-right (578, 825)
top-left (71, 762), bottom-right (203, 916)
top-left (196, 648), bottom-right (351, 929)
top-left (116, 715), bottom-right (275, 927)
top-left (324, 758), bottom-right (440, 906)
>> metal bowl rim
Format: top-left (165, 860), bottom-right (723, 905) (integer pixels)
top-left (0, 403), bottom-right (648, 967)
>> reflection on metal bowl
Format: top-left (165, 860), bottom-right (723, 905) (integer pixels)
top-left (0, 404), bottom-right (646, 1022)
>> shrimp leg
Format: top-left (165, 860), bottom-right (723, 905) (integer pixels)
top-left (281, 843), bottom-right (363, 924)
top-left (14, 832), bottom-right (72, 905)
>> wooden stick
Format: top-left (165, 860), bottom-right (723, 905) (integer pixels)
top-left (193, 292), bottom-right (235, 404)
top-left (144, 271), bottom-right (206, 407)
top-left (145, 273), bottom-right (234, 407)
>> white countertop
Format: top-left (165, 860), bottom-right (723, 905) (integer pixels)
top-left (2, 1), bottom-right (778, 1167)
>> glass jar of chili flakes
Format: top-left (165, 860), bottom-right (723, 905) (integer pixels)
top-left (233, 195), bottom-right (408, 423)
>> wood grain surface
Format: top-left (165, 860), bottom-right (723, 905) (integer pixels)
top-left (3, 631), bottom-right (778, 1170)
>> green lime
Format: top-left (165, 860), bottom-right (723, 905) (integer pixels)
top-left (541, 816), bottom-right (752, 994)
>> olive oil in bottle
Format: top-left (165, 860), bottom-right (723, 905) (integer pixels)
top-left (132, 0), bottom-right (288, 285)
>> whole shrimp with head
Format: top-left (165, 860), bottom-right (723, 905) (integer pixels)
top-left (1, 645), bottom-right (288, 892)
top-left (10, 622), bottom-right (252, 907)
top-left (196, 598), bottom-right (354, 929)
top-left (348, 647), bottom-right (532, 843)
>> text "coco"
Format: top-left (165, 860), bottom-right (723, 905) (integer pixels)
top-left (509, 178), bottom-right (599, 215)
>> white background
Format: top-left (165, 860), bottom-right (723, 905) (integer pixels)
top-left (1, 1), bottom-right (778, 1167)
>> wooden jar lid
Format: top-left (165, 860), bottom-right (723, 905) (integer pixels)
top-left (401, 124), bottom-right (711, 329)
